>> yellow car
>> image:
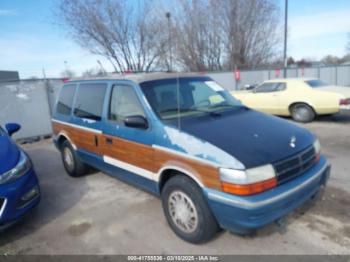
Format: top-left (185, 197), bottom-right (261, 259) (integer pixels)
top-left (231, 78), bottom-right (350, 122)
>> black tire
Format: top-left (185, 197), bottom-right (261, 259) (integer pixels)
top-left (291, 103), bottom-right (315, 123)
top-left (161, 175), bottom-right (219, 243)
top-left (60, 140), bottom-right (88, 177)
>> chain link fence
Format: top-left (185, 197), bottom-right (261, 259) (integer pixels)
top-left (1, 65), bottom-right (349, 139)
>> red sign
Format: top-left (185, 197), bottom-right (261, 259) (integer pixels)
top-left (234, 69), bottom-right (241, 81)
top-left (275, 69), bottom-right (281, 77)
top-left (123, 69), bottom-right (133, 75)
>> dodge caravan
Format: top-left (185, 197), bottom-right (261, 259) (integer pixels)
top-left (52, 73), bottom-right (330, 243)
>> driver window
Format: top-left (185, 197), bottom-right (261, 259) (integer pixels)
top-left (109, 85), bottom-right (146, 122)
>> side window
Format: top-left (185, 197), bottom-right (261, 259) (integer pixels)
top-left (276, 83), bottom-right (286, 91)
top-left (74, 83), bottom-right (107, 121)
top-left (56, 84), bottom-right (76, 115)
top-left (255, 83), bottom-right (284, 93)
top-left (109, 85), bottom-right (146, 122)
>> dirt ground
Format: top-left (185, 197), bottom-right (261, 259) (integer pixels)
top-left (0, 112), bottom-right (349, 255)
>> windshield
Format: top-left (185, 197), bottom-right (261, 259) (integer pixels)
top-left (140, 76), bottom-right (242, 120)
top-left (305, 79), bottom-right (329, 88)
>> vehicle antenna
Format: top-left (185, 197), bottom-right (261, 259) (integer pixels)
top-left (176, 70), bottom-right (181, 131)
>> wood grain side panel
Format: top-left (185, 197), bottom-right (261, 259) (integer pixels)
top-left (99, 134), bottom-right (157, 173)
top-left (52, 122), bottom-right (99, 154)
top-left (53, 122), bottom-right (221, 190)
top-left (153, 149), bottom-right (221, 190)
top-left (99, 134), bottom-right (221, 190)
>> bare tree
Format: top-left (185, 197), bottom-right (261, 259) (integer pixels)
top-left (221, 0), bottom-right (280, 69)
top-left (81, 66), bottom-right (105, 77)
top-left (57, 0), bottom-right (168, 72)
top-left (172, 0), bottom-right (225, 71)
top-left (169, 0), bottom-right (280, 71)
top-left (322, 55), bottom-right (341, 65)
top-left (57, 0), bottom-right (281, 73)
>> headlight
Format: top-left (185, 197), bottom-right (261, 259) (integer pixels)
top-left (313, 139), bottom-right (321, 162)
top-left (314, 139), bottom-right (321, 155)
top-left (0, 151), bottom-right (31, 184)
top-left (219, 164), bottom-right (277, 195)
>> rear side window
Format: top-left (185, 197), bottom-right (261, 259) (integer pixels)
top-left (74, 83), bottom-right (107, 121)
top-left (305, 79), bottom-right (328, 88)
top-left (56, 84), bottom-right (77, 115)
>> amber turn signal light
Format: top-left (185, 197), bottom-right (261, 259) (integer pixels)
top-left (221, 177), bottom-right (277, 196)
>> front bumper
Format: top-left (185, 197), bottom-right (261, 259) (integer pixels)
top-left (204, 155), bottom-right (330, 234)
top-left (0, 167), bottom-right (40, 228)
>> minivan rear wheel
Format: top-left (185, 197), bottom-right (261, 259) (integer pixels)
top-left (291, 103), bottom-right (315, 123)
top-left (161, 175), bottom-right (219, 243)
top-left (60, 140), bottom-right (88, 177)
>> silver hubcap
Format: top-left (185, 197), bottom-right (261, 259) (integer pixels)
top-left (168, 191), bottom-right (198, 233)
top-left (63, 147), bottom-right (74, 170)
top-left (294, 106), bottom-right (309, 121)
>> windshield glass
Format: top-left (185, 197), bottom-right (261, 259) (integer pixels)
top-left (305, 79), bottom-right (329, 88)
top-left (140, 76), bottom-right (242, 120)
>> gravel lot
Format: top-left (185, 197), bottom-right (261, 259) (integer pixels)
top-left (0, 112), bottom-right (349, 255)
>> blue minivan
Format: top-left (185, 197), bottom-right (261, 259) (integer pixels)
top-left (0, 123), bottom-right (40, 229)
top-left (52, 73), bottom-right (330, 243)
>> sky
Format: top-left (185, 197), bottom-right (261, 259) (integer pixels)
top-left (0, 0), bottom-right (350, 79)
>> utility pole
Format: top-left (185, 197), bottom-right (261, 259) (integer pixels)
top-left (166, 12), bottom-right (172, 72)
top-left (42, 68), bottom-right (47, 79)
top-left (283, 0), bottom-right (288, 78)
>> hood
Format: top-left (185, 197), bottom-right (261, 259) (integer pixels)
top-left (0, 135), bottom-right (20, 174)
top-left (165, 107), bottom-right (315, 168)
top-left (317, 86), bottom-right (350, 98)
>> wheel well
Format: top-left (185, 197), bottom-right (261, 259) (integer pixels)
top-left (289, 102), bottom-right (315, 114)
top-left (158, 169), bottom-right (199, 193)
top-left (57, 135), bottom-right (68, 149)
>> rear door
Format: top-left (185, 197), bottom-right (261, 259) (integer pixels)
top-left (100, 83), bottom-right (156, 192)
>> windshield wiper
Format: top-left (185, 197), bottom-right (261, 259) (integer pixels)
top-left (187, 107), bottom-right (221, 116)
top-left (159, 107), bottom-right (221, 116)
top-left (209, 102), bottom-right (232, 109)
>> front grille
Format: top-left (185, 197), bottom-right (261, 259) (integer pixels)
top-left (274, 146), bottom-right (316, 184)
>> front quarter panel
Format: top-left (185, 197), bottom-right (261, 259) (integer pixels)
top-left (153, 124), bottom-right (245, 190)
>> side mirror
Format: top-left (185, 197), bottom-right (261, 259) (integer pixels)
top-left (5, 123), bottom-right (21, 136)
top-left (245, 84), bottom-right (256, 90)
top-left (124, 115), bottom-right (148, 129)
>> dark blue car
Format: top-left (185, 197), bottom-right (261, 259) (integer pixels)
top-left (0, 123), bottom-right (40, 229)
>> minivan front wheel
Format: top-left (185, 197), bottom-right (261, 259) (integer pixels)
top-left (161, 175), bottom-right (219, 243)
top-left (60, 140), bottom-right (88, 177)
top-left (291, 103), bottom-right (315, 123)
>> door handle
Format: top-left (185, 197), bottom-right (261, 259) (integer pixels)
top-left (106, 138), bottom-right (113, 145)
top-left (94, 135), bottom-right (98, 147)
